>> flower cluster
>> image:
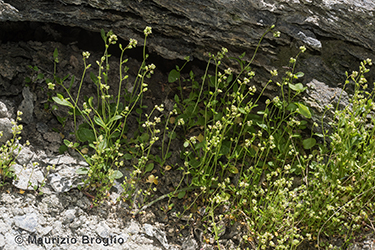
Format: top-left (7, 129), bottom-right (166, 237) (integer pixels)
top-left (144, 26), bottom-right (152, 36)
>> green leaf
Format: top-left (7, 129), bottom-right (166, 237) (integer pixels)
top-left (286, 103), bottom-right (298, 112)
top-left (25, 77), bottom-right (31, 83)
top-left (76, 168), bottom-right (89, 175)
top-left (296, 103), bottom-right (312, 119)
top-left (219, 140), bottom-right (231, 156)
top-left (37, 73), bottom-right (44, 80)
top-left (97, 138), bottom-right (107, 152)
top-left (295, 72), bottom-right (304, 78)
top-left (168, 69), bottom-right (180, 83)
top-left (94, 116), bottom-right (106, 128)
top-left (168, 131), bottom-right (176, 140)
top-left (226, 74), bottom-right (233, 84)
top-left (289, 83), bottom-right (306, 92)
top-left (189, 158), bottom-right (200, 168)
top-left (108, 115), bottom-right (123, 124)
top-left (238, 107), bottom-right (247, 114)
top-left (257, 122), bottom-right (267, 130)
top-left (100, 29), bottom-right (106, 42)
top-left (110, 170), bottom-right (123, 180)
top-left (165, 152), bottom-right (172, 159)
top-left (77, 127), bottom-right (96, 142)
top-left (139, 133), bottom-right (149, 143)
top-left (90, 72), bottom-right (98, 86)
top-left (52, 94), bottom-right (74, 108)
top-left (63, 139), bottom-right (71, 147)
top-left (228, 165), bottom-right (239, 174)
top-left (174, 94), bottom-right (180, 103)
top-left (53, 48), bottom-right (59, 63)
top-left (155, 155), bottom-right (161, 163)
top-left (68, 75), bottom-right (75, 92)
top-left (124, 153), bottom-right (133, 160)
top-left (59, 145), bottom-right (68, 154)
top-left (178, 191), bottom-right (186, 199)
top-left (303, 138), bottom-right (316, 149)
top-left (88, 96), bottom-right (94, 108)
top-left (145, 163), bottom-right (154, 173)
top-left (62, 74), bottom-right (70, 82)
top-left (57, 116), bottom-right (66, 126)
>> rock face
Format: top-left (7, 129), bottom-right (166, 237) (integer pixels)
top-left (2, 0), bottom-right (374, 134)
top-left (1, 0), bottom-right (374, 84)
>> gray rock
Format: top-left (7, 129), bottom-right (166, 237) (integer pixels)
top-left (95, 221), bottom-right (111, 238)
top-left (1, 0), bottom-right (374, 98)
top-left (44, 154), bottom-right (78, 166)
top-left (0, 221), bottom-right (11, 234)
top-left (38, 194), bottom-right (65, 214)
top-left (18, 87), bottom-right (34, 124)
top-left (127, 220), bottom-right (141, 235)
top-left (182, 236), bottom-right (198, 250)
top-left (0, 101), bottom-right (11, 118)
top-left (36, 122), bottom-right (49, 134)
top-left (14, 212), bottom-right (39, 233)
top-left (62, 209), bottom-right (76, 224)
top-left (36, 225), bottom-right (53, 236)
top-left (152, 225), bottom-right (170, 250)
top-left (42, 132), bottom-right (61, 144)
top-left (15, 147), bottom-right (36, 166)
top-left (303, 78), bottom-right (351, 134)
top-left (12, 163), bottom-right (45, 191)
top-left (348, 238), bottom-right (375, 250)
top-left (69, 218), bottom-right (83, 229)
top-left (47, 165), bottom-right (84, 193)
top-left (143, 224), bottom-right (154, 237)
top-left (0, 117), bottom-right (13, 143)
top-left (0, 234), bottom-right (5, 248)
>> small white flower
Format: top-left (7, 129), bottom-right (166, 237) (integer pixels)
top-left (273, 31), bottom-right (281, 38)
top-left (144, 26), bottom-right (152, 36)
top-left (82, 51), bottom-right (90, 59)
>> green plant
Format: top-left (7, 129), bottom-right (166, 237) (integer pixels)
top-left (161, 26), bottom-right (375, 250)
top-left (25, 22), bottom-right (375, 249)
top-left (50, 27), bottom-right (155, 204)
top-left (0, 111), bottom-right (28, 185)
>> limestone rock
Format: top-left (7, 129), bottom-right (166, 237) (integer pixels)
top-left (1, 0), bottom-right (374, 85)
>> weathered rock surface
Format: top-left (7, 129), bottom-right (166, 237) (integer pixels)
top-left (1, 0), bottom-right (375, 136)
top-left (1, 0), bottom-right (375, 87)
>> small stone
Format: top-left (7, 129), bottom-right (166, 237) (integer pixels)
top-left (96, 221), bottom-right (110, 238)
top-left (62, 209), bottom-right (76, 224)
top-left (46, 155), bottom-right (77, 165)
top-left (14, 213), bottom-right (39, 233)
top-left (69, 219), bottom-right (83, 229)
top-left (0, 221), bottom-right (11, 234)
top-left (18, 86), bottom-right (34, 124)
top-left (143, 224), bottom-right (154, 237)
top-left (37, 225), bottom-right (52, 236)
top-left (43, 132), bottom-right (61, 143)
top-left (12, 164), bottom-right (44, 190)
top-left (0, 117), bottom-right (13, 143)
top-left (127, 220), bottom-right (140, 234)
top-left (0, 234), bottom-right (5, 248)
top-left (0, 101), bottom-right (11, 118)
top-left (36, 122), bottom-right (49, 134)
top-left (182, 236), bottom-right (198, 250)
